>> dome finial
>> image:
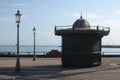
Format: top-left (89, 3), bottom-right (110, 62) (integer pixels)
top-left (80, 13), bottom-right (82, 19)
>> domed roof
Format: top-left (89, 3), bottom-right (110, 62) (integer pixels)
top-left (73, 15), bottom-right (90, 29)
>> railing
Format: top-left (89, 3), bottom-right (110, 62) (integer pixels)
top-left (0, 51), bottom-right (47, 55)
top-left (55, 25), bottom-right (110, 32)
top-left (55, 25), bottom-right (72, 31)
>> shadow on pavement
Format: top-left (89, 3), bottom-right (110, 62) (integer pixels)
top-left (0, 64), bottom-right (120, 79)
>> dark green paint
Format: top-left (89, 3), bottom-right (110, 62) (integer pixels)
top-left (61, 35), bottom-right (102, 67)
top-left (55, 26), bottom-right (109, 67)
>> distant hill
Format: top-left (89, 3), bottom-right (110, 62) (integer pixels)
top-left (102, 45), bottom-right (120, 48)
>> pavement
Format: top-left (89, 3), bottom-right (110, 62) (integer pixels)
top-left (0, 57), bottom-right (120, 80)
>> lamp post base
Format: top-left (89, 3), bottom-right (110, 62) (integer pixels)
top-left (15, 59), bottom-right (21, 71)
top-left (33, 55), bottom-right (36, 61)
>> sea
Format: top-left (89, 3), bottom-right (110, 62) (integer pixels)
top-left (0, 45), bottom-right (120, 55)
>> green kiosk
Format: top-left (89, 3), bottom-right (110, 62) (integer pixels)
top-left (55, 16), bottom-right (110, 67)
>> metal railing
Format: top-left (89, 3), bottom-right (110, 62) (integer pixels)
top-left (55, 25), bottom-right (110, 32)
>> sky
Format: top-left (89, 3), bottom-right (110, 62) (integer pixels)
top-left (0, 0), bottom-right (120, 45)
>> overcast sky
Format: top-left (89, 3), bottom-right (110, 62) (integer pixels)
top-left (0, 0), bottom-right (120, 45)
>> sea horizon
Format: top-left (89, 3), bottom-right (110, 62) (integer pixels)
top-left (0, 45), bottom-right (120, 55)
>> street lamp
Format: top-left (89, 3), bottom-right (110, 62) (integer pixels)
top-left (15, 10), bottom-right (21, 71)
top-left (33, 27), bottom-right (36, 61)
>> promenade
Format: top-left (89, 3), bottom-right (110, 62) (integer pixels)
top-left (0, 57), bottom-right (120, 80)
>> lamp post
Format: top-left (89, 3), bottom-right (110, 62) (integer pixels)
top-left (15, 10), bottom-right (21, 71)
top-left (33, 27), bottom-right (36, 61)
